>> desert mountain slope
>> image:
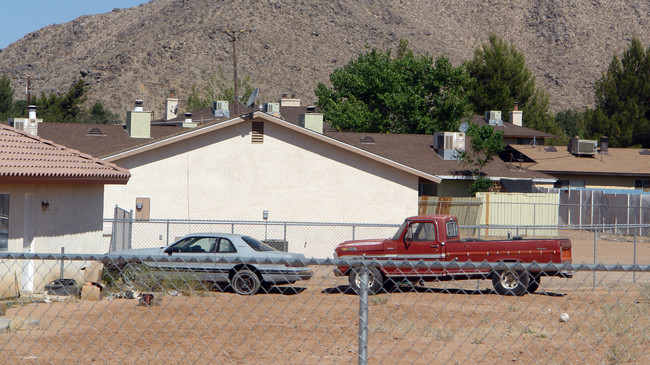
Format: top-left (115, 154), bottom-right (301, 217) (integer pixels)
top-left (0, 0), bottom-right (648, 119)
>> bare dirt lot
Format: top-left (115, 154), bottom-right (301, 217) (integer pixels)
top-left (1, 231), bottom-right (648, 364)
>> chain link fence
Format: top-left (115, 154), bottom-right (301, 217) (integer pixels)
top-left (0, 253), bottom-right (647, 364)
top-left (102, 218), bottom-right (650, 269)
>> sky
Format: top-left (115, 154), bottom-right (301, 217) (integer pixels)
top-left (0, 0), bottom-right (151, 49)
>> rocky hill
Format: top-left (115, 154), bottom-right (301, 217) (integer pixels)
top-left (0, 0), bottom-right (648, 120)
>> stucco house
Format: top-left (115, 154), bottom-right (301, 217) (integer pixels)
top-left (22, 97), bottom-right (557, 225)
top-left (0, 123), bottom-right (129, 294)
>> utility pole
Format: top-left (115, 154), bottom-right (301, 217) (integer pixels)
top-left (216, 28), bottom-right (254, 116)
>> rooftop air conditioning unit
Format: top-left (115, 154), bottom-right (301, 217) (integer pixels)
top-left (485, 110), bottom-right (503, 126)
top-left (264, 102), bottom-right (280, 115)
top-left (572, 139), bottom-right (598, 155)
top-left (433, 132), bottom-right (465, 160)
top-left (212, 101), bottom-right (230, 117)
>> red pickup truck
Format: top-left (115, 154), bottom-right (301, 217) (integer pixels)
top-left (334, 215), bottom-right (572, 296)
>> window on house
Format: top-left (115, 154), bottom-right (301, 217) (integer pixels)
top-left (0, 194), bottom-right (8, 251)
top-left (635, 180), bottom-right (650, 192)
top-left (252, 121), bottom-right (264, 143)
top-left (554, 180), bottom-right (585, 189)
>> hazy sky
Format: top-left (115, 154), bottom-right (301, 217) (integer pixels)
top-left (0, 0), bottom-right (151, 49)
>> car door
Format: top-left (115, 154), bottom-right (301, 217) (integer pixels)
top-left (397, 221), bottom-right (445, 277)
top-left (163, 236), bottom-right (217, 280)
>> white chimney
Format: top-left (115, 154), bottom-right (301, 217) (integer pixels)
top-left (9, 105), bottom-right (42, 136)
top-left (510, 102), bottom-right (523, 127)
top-left (165, 89), bottom-right (179, 121)
top-left (28, 105), bottom-right (37, 119)
top-left (299, 106), bottom-right (323, 134)
top-left (126, 100), bottom-right (152, 138)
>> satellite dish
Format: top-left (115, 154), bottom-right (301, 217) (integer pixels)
top-left (246, 88), bottom-right (260, 108)
top-left (459, 122), bottom-right (469, 133)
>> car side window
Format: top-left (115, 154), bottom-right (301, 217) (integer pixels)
top-left (216, 238), bottom-right (236, 253)
top-left (408, 222), bottom-right (436, 241)
top-left (170, 237), bottom-right (216, 253)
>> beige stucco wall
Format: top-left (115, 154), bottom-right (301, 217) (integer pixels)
top-left (0, 183), bottom-right (105, 296)
top-left (104, 121), bottom-right (420, 224)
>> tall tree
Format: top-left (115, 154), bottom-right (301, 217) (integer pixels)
top-left (459, 123), bottom-right (504, 195)
top-left (0, 75), bottom-right (13, 119)
top-left (32, 79), bottom-right (87, 123)
top-left (315, 40), bottom-right (474, 134)
top-left (586, 37), bottom-right (650, 147)
top-left (465, 34), bottom-right (561, 137)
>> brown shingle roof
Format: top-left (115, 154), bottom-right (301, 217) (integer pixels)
top-left (324, 131), bottom-right (554, 181)
top-left (471, 115), bottom-right (555, 139)
top-left (0, 125), bottom-right (130, 184)
top-left (508, 144), bottom-right (650, 177)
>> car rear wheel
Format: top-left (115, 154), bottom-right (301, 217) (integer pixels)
top-left (349, 266), bottom-right (383, 295)
top-left (492, 268), bottom-right (530, 296)
top-left (231, 269), bottom-right (261, 295)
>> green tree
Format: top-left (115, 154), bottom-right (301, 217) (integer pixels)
top-left (459, 123), bottom-right (504, 195)
top-left (79, 103), bottom-right (122, 124)
top-left (315, 40), bottom-right (474, 134)
top-left (32, 79), bottom-right (87, 123)
top-left (585, 38), bottom-right (650, 147)
top-left (187, 67), bottom-right (254, 112)
top-left (0, 75), bottom-right (13, 119)
top-left (555, 109), bottom-right (587, 140)
top-left (465, 34), bottom-right (561, 137)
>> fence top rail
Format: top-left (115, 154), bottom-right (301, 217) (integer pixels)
top-left (104, 217), bottom-right (650, 231)
top-left (104, 218), bottom-right (401, 228)
top-left (1, 252), bottom-right (647, 272)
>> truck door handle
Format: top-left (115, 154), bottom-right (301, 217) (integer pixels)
top-left (430, 245), bottom-right (440, 248)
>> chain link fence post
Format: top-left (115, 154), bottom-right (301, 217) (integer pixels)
top-left (358, 267), bottom-right (369, 365)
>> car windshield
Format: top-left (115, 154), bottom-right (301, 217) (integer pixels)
top-left (391, 221), bottom-right (408, 240)
top-left (242, 236), bottom-right (276, 252)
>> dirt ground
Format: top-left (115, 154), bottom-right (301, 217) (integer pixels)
top-left (0, 230), bottom-right (648, 364)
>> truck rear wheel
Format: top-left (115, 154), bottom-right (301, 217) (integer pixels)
top-left (492, 268), bottom-right (530, 296)
top-left (349, 266), bottom-right (383, 295)
top-left (527, 274), bottom-right (541, 294)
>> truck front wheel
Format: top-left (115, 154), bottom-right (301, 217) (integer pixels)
top-left (349, 266), bottom-right (383, 295)
top-left (492, 268), bottom-right (530, 296)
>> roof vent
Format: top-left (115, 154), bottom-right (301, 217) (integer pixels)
top-left (360, 136), bottom-right (375, 144)
top-left (87, 128), bottom-right (105, 136)
top-left (639, 150), bottom-right (650, 156)
top-left (544, 146), bottom-right (557, 152)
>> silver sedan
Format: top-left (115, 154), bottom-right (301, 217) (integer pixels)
top-left (107, 233), bottom-right (312, 295)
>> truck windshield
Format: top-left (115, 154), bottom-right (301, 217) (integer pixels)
top-left (392, 221), bottom-right (408, 240)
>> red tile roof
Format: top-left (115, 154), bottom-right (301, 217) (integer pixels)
top-left (0, 125), bottom-right (130, 184)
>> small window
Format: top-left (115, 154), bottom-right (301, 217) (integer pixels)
top-left (242, 236), bottom-right (276, 251)
top-left (217, 238), bottom-right (236, 253)
top-left (446, 221), bottom-right (459, 238)
top-left (0, 194), bottom-right (8, 251)
top-left (635, 180), bottom-right (650, 192)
